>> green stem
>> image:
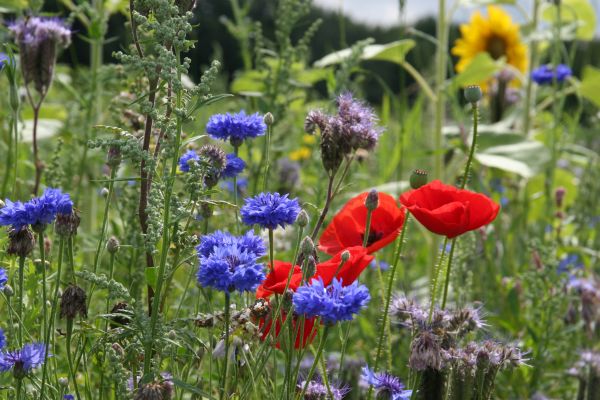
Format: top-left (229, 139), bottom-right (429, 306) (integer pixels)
top-left (362, 209), bottom-right (374, 248)
top-left (221, 292), bottom-right (231, 400)
top-left (233, 145), bottom-right (241, 233)
top-left (369, 214), bottom-right (410, 398)
top-left (433, 0), bottom-right (447, 181)
top-left (461, 102), bottom-right (479, 190)
top-left (66, 318), bottom-right (82, 400)
top-left (38, 232), bottom-right (47, 349)
top-left (262, 123), bottom-right (272, 192)
top-left (429, 237), bottom-right (449, 321)
top-left (441, 238), bottom-right (457, 310)
top-left (40, 237), bottom-right (65, 400)
top-left (522, 0), bottom-right (540, 136)
top-left (17, 255), bottom-right (25, 347)
top-left (296, 326), bottom-right (330, 400)
top-left (268, 229), bottom-right (274, 272)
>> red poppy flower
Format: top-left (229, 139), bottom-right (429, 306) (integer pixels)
top-left (399, 180), bottom-right (500, 238)
top-left (255, 261), bottom-right (303, 299)
top-left (315, 246), bottom-right (374, 286)
top-left (258, 312), bottom-right (318, 349)
top-left (319, 192), bottom-right (406, 255)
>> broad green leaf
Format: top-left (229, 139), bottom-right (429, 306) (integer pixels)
top-left (230, 70), bottom-right (267, 94)
top-left (579, 66), bottom-right (600, 108)
top-left (313, 40), bottom-right (416, 68)
top-left (542, 0), bottom-right (597, 41)
top-left (452, 53), bottom-right (504, 88)
top-left (476, 140), bottom-right (550, 178)
top-left (145, 267), bottom-right (158, 290)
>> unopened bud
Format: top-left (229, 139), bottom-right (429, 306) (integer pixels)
top-left (341, 250), bottom-right (351, 263)
top-left (200, 203), bottom-right (214, 219)
top-left (106, 236), bottom-right (120, 254)
top-left (410, 169), bottom-right (428, 189)
top-left (100, 187), bottom-right (109, 197)
top-left (106, 145), bottom-right (122, 168)
top-left (304, 255), bottom-right (316, 278)
top-left (296, 210), bottom-right (309, 228)
top-left (58, 377), bottom-right (69, 386)
top-left (464, 85), bottom-right (483, 104)
top-left (3, 284), bottom-right (14, 297)
top-left (365, 190), bottom-right (379, 211)
top-left (555, 187), bottom-right (566, 208)
top-left (263, 112), bottom-right (274, 126)
top-left (300, 236), bottom-right (314, 257)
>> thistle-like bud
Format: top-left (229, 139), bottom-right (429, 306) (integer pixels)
top-left (55, 210), bottom-right (80, 237)
top-left (410, 169), bottom-right (428, 189)
top-left (263, 112), bottom-right (274, 126)
top-left (7, 228), bottom-right (35, 258)
top-left (107, 145), bottom-right (122, 169)
top-left (60, 285), bottom-right (88, 320)
top-left (106, 236), bottom-right (120, 254)
top-left (304, 255), bottom-right (317, 278)
top-left (296, 210), bottom-right (309, 228)
top-left (365, 189), bottom-right (379, 211)
top-left (300, 236), bottom-right (314, 257)
top-left (464, 85), bottom-right (483, 104)
top-left (409, 331), bottom-right (443, 371)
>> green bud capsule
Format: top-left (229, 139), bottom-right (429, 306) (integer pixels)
top-left (410, 169), bottom-right (428, 189)
top-left (464, 85), bottom-right (483, 103)
top-left (341, 250), bottom-right (350, 262)
top-left (263, 112), bottom-right (274, 126)
top-left (296, 210), bottom-right (309, 228)
top-left (300, 236), bottom-right (314, 257)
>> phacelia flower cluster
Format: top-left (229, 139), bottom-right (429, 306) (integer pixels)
top-left (196, 231), bottom-right (266, 292)
top-left (9, 17), bottom-right (72, 95)
top-left (0, 187), bottom-right (73, 231)
top-left (305, 93), bottom-right (383, 172)
top-left (293, 277), bottom-right (370, 324)
top-left (297, 377), bottom-right (349, 400)
top-left (206, 110), bottom-right (266, 147)
top-left (531, 64), bottom-right (572, 85)
top-left (240, 192), bottom-right (301, 230)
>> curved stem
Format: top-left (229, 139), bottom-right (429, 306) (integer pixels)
top-left (296, 326), bottom-right (330, 400)
top-left (18, 255), bottom-right (25, 347)
top-left (461, 103), bottom-right (479, 190)
top-left (220, 292), bottom-right (231, 400)
top-left (66, 318), bottom-right (82, 400)
top-left (441, 237), bottom-right (457, 309)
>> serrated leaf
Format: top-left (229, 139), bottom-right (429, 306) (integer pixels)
top-left (452, 52), bottom-right (504, 88)
top-left (313, 40), bottom-right (415, 68)
top-left (579, 66), bottom-right (600, 108)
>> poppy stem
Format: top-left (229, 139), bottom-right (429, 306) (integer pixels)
top-left (362, 209), bottom-right (374, 248)
top-left (428, 236), bottom-right (448, 322)
top-left (268, 228), bottom-right (274, 273)
top-left (461, 102), bottom-right (479, 190)
top-left (441, 237), bottom-right (457, 310)
top-left (310, 173), bottom-right (335, 241)
top-left (370, 213), bottom-right (410, 397)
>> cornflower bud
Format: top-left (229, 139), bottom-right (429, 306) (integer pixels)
top-left (296, 210), bottom-right (309, 228)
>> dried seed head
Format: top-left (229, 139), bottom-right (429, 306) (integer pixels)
top-left (7, 228), bottom-right (35, 258)
top-left (60, 285), bottom-right (88, 320)
top-left (55, 210), bottom-right (80, 237)
top-left (106, 236), bottom-right (120, 254)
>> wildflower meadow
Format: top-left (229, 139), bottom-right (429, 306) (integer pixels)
top-left (1, 0), bottom-right (600, 398)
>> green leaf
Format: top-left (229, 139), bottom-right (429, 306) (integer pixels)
top-left (579, 66), bottom-right (600, 108)
top-left (452, 53), bottom-right (504, 88)
top-left (145, 267), bottom-right (158, 290)
top-left (476, 140), bottom-right (550, 178)
top-left (230, 70), bottom-right (267, 94)
top-left (542, 0), bottom-right (597, 41)
top-left (313, 40), bottom-right (416, 68)
top-left (0, 0), bottom-right (28, 11)
top-left (171, 378), bottom-right (216, 398)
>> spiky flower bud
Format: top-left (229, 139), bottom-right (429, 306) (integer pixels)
top-left (263, 112), bottom-right (274, 126)
top-left (365, 189), bottom-right (379, 211)
top-left (464, 85), bottom-right (483, 104)
top-left (106, 236), bottom-right (120, 254)
top-left (296, 210), bottom-right (309, 228)
top-left (409, 331), bottom-right (443, 371)
top-left (7, 228), bottom-right (35, 258)
top-left (410, 169), bottom-right (428, 189)
top-left (198, 144), bottom-right (227, 188)
top-left (60, 285), bottom-right (88, 320)
top-left (301, 236), bottom-right (314, 257)
top-left (55, 210), bottom-right (80, 237)
top-left (107, 145), bottom-right (122, 168)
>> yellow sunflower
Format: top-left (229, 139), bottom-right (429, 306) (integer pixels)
top-left (452, 6), bottom-right (527, 77)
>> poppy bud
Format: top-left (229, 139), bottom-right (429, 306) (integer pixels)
top-left (7, 228), bottom-right (35, 258)
top-left (106, 236), bottom-right (120, 254)
top-left (301, 236), bottom-right (314, 257)
top-left (409, 169), bottom-right (428, 189)
top-left (365, 190), bottom-right (379, 212)
top-left (263, 112), bottom-right (274, 126)
top-left (60, 285), bottom-right (88, 320)
top-left (341, 250), bottom-right (350, 263)
top-left (296, 210), bottom-right (309, 228)
top-left (464, 85), bottom-right (482, 103)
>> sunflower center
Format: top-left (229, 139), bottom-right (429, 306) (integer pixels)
top-left (362, 229), bottom-right (383, 247)
top-left (486, 35), bottom-right (507, 60)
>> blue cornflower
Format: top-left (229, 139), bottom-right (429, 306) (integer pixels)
top-left (221, 177), bottom-right (248, 195)
top-left (63, 395), bottom-right (75, 400)
top-left (0, 268), bottom-right (7, 290)
top-left (206, 111), bottom-right (266, 145)
top-left (0, 188), bottom-right (73, 231)
top-left (178, 150), bottom-right (200, 172)
top-left (370, 260), bottom-right (390, 271)
top-left (532, 64), bottom-right (572, 85)
top-left (293, 277), bottom-right (370, 324)
top-left (557, 254), bottom-right (584, 275)
top-left (0, 329), bottom-right (5, 350)
top-left (196, 231), bottom-right (265, 292)
top-left (240, 192), bottom-right (301, 230)
top-left (0, 53), bottom-right (8, 70)
top-left (0, 343), bottom-right (47, 377)
top-left (361, 366), bottom-right (412, 400)
top-left (222, 154), bottom-right (246, 178)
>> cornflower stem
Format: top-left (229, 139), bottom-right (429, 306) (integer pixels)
top-left (296, 326), bottom-right (330, 400)
top-left (441, 238), bottom-right (457, 310)
top-left (38, 232), bottom-right (47, 352)
top-left (221, 292), bottom-right (231, 400)
top-left (66, 318), bottom-right (82, 400)
top-left (428, 236), bottom-right (449, 322)
top-left (310, 173), bottom-right (335, 241)
top-left (233, 144), bottom-right (240, 233)
top-left (40, 237), bottom-right (65, 400)
top-left (262, 122), bottom-right (272, 191)
top-left (32, 105), bottom-right (42, 196)
top-left (16, 379), bottom-right (23, 400)
top-left (144, 49), bottom-right (183, 374)
top-left (17, 255), bottom-right (25, 347)
top-left (1, 113), bottom-right (15, 198)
